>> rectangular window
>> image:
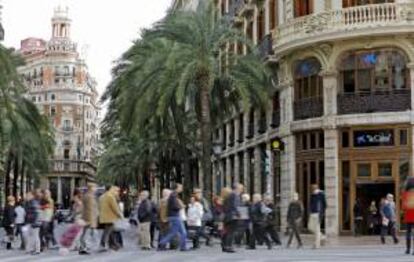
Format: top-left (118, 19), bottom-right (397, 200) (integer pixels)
top-left (342, 131), bottom-right (349, 148)
top-left (302, 134), bottom-right (308, 150)
top-left (343, 70), bottom-right (355, 93)
top-left (50, 106), bottom-right (56, 116)
top-left (357, 163), bottom-right (371, 177)
top-left (269, 0), bottom-right (278, 30)
top-left (378, 163), bottom-right (392, 177)
top-left (400, 129), bottom-right (408, 145)
top-left (319, 131), bottom-right (324, 148)
top-left (294, 0), bottom-right (313, 17)
top-left (357, 69), bottom-right (372, 93)
top-left (310, 132), bottom-right (316, 149)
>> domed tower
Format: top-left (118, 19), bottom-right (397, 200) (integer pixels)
top-left (48, 6), bottom-right (76, 54)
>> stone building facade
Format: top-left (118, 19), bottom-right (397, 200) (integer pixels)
top-left (212, 0), bottom-right (414, 236)
top-left (18, 7), bottom-right (100, 208)
top-left (0, 0), bottom-right (4, 41)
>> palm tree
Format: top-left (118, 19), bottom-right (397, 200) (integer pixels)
top-left (144, 1), bottom-right (273, 197)
top-left (0, 44), bottom-right (54, 198)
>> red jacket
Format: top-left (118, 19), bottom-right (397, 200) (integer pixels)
top-left (402, 191), bottom-right (414, 223)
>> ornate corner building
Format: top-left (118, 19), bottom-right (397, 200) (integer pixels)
top-left (17, 7), bottom-right (100, 208)
top-left (0, 0), bottom-right (4, 41)
top-left (211, 0), bottom-right (414, 236)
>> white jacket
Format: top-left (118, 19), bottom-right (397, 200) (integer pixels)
top-left (187, 202), bottom-right (203, 227)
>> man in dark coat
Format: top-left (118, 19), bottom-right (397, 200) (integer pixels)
top-left (222, 183), bottom-right (244, 253)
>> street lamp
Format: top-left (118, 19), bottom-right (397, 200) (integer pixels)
top-left (212, 140), bottom-right (223, 197)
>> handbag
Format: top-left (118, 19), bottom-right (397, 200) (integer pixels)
top-left (113, 219), bottom-right (129, 232)
top-left (382, 217), bottom-right (390, 226)
top-left (308, 214), bottom-right (318, 233)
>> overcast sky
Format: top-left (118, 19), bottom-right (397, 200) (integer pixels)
top-left (2, 0), bottom-right (172, 97)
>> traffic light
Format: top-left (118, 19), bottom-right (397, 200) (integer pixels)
top-left (271, 138), bottom-right (284, 151)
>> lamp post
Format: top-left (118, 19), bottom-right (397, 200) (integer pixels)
top-left (212, 141), bottom-right (223, 198)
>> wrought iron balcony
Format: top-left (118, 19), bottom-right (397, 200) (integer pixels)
top-left (49, 159), bottom-right (96, 176)
top-left (294, 97), bottom-right (323, 120)
top-left (273, 3), bottom-right (414, 52)
top-left (337, 89), bottom-right (411, 115)
top-left (258, 34), bottom-right (273, 60)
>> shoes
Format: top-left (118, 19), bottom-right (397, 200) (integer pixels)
top-left (406, 249), bottom-right (410, 255)
top-left (297, 244), bottom-right (303, 249)
top-left (31, 251), bottom-right (41, 255)
top-left (180, 248), bottom-right (190, 252)
top-left (223, 248), bottom-right (236, 253)
top-left (79, 250), bottom-right (90, 255)
top-left (141, 247), bottom-right (151, 251)
top-left (267, 245), bottom-right (272, 250)
top-left (157, 247), bottom-right (167, 251)
top-left (98, 247), bottom-right (108, 253)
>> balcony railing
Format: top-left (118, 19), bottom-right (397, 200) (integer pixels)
top-left (258, 34), bottom-right (273, 60)
top-left (49, 159), bottom-right (96, 176)
top-left (274, 3), bottom-right (413, 49)
top-left (61, 126), bottom-right (74, 132)
top-left (337, 89), bottom-right (411, 115)
top-left (294, 97), bottom-right (323, 120)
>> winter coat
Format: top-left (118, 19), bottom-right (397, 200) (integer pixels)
top-left (310, 190), bottom-right (327, 218)
top-left (99, 191), bottom-right (122, 224)
top-left (250, 201), bottom-right (268, 225)
top-left (2, 204), bottom-right (16, 227)
top-left (82, 192), bottom-right (98, 228)
top-left (287, 200), bottom-right (303, 225)
top-left (187, 202), bottom-right (204, 227)
top-left (138, 199), bottom-right (152, 223)
top-left (25, 199), bottom-right (41, 227)
top-left (167, 192), bottom-right (184, 218)
top-left (223, 192), bottom-right (241, 222)
top-left (403, 191), bottom-right (414, 223)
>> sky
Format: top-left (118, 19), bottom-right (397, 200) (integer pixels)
top-left (2, 0), bottom-right (172, 97)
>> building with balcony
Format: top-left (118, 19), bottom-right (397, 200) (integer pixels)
top-left (212, 0), bottom-right (414, 236)
top-left (0, 0), bottom-right (4, 41)
top-left (17, 7), bottom-right (99, 208)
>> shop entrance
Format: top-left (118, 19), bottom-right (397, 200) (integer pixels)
top-left (355, 182), bottom-right (394, 235)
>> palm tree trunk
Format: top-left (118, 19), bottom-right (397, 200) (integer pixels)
top-left (198, 69), bottom-right (213, 201)
top-left (20, 161), bottom-right (25, 197)
top-left (4, 151), bottom-right (13, 197)
top-left (12, 155), bottom-right (19, 198)
top-left (171, 104), bottom-right (192, 200)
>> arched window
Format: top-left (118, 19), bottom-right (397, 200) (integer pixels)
top-left (294, 58), bottom-right (322, 100)
top-left (339, 48), bottom-right (408, 93)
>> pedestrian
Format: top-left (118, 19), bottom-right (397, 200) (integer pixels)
top-left (158, 183), bottom-right (188, 251)
top-left (263, 195), bottom-right (282, 246)
top-left (14, 199), bottom-right (26, 250)
top-left (380, 193), bottom-right (399, 244)
top-left (222, 183), bottom-right (243, 253)
top-left (235, 193), bottom-right (251, 247)
top-left (403, 177), bottom-right (414, 254)
top-left (286, 192), bottom-right (303, 249)
top-left (40, 189), bottom-right (56, 251)
top-left (213, 192), bottom-right (226, 241)
top-left (157, 189), bottom-right (172, 249)
top-left (194, 188), bottom-right (212, 246)
top-left (149, 196), bottom-right (158, 248)
top-left (187, 195), bottom-right (204, 249)
top-left (98, 185), bottom-right (123, 252)
top-left (24, 191), bottom-right (41, 255)
top-left (248, 194), bottom-right (272, 250)
top-left (367, 201), bottom-right (378, 235)
top-left (308, 184), bottom-right (327, 249)
top-left (2, 196), bottom-right (16, 250)
top-left (353, 199), bottom-right (363, 236)
top-left (79, 183), bottom-right (98, 255)
top-left (137, 190), bottom-right (152, 250)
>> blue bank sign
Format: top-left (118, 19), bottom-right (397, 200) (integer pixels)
top-left (353, 129), bottom-right (394, 147)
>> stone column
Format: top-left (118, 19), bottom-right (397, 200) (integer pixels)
top-left (70, 177), bottom-right (75, 197)
top-left (253, 7), bottom-right (258, 45)
top-left (284, 0), bottom-right (294, 21)
top-left (324, 129), bottom-right (340, 236)
top-left (254, 146), bottom-right (262, 194)
top-left (280, 135), bottom-right (296, 231)
top-left (321, 70), bottom-right (338, 116)
top-left (265, 0), bottom-right (270, 35)
top-left (408, 63), bottom-right (414, 112)
top-left (226, 157), bottom-right (232, 188)
top-left (57, 175), bottom-right (62, 204)
top-left (267, 142), bottom-right (274, 197)
top-left (244, 150), bottom-right (250, 193)
top-left (234, 153), bottom-right (240, 183)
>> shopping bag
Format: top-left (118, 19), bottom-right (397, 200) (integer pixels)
top-left (113, 219), bottom-right (129, 232)
top-left (307, 214), bottom-right (318, 233)
top-left (59, 224), bottom-right (83, 248)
